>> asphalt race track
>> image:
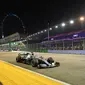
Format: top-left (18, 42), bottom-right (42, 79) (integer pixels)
top-left (0, 52), bottom-right (85, 85)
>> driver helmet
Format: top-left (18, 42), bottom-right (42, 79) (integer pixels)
top-left (26, 53), bottom-right (29, 55)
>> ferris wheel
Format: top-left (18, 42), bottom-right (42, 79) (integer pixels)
top-left (0, 13), bottom-right (26, 38)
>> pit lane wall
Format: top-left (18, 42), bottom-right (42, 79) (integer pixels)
top-left (48, 50), bottom-right (85, 54)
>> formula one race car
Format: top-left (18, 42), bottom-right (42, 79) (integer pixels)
top-left (16, 52), bottom-right (60, 68)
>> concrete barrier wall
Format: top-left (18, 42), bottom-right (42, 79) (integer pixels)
top-left (48, 50), bottom-right (85, 54)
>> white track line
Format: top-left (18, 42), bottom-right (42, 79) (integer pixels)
top-left (0, 60), bottom-right (70, 85)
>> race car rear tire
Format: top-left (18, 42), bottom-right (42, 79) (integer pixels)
top-left (16, 58), bottom-right (20, 62)
top-left (16, 55), bottom-right (21, 62)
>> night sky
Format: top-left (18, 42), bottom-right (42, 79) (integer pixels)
top-left (0, 0), bottom-right (85, 38)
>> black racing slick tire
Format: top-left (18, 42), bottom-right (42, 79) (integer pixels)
top-left (31, 60), bottom-right (37, 67)
top-left (47, 57), bottom-right (54, 64)
top-left (16, 55), bottom-right (21, 62)
top-left (26, 60), bottom-right (30, 65)
top-left (16, 57), bottom-right (20, 62)
top-left (55, 62), bottom-right (60, 67)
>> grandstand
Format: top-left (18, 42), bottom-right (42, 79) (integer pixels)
top-left (25, 16), bottom-right (85, 52)
top-left (41, 29), bottom-right (85, 50)
top-left (0, 32), bottom-right (27, 51)
top-left (27, 29), bottom-right (85, 51)
top-left (0, 32), bottom-right (20, 44)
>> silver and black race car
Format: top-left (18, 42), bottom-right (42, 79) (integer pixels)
top-left (16, 52), bottom-right (60, 68)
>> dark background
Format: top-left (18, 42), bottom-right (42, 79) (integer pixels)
top-left (0, 0), bottom-right (85, 38)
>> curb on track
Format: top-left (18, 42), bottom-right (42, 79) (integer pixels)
top-left (0, 60), bottom-right (71, 85)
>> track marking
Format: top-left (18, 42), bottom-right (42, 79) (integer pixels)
top-left (0, 60), bottom-right (70, 85)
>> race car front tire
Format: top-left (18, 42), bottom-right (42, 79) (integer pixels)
top-left (31, 60), bottom-right (38, 67)
top-left (26, 59), bottom-right (31, 65)
top-left (55, 62), bottom-right (60, 67)
top-left (47, 57), bottom-right (54, 64)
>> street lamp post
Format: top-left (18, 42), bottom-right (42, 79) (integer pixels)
top-left (63, 40), bottom-right (64, 50)
top-left (48, 22), bottom-right (50, 41)
top-left (72, 39), bottom-right (74, 50)
top-left (80, 17), bottom-right (85, 50)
